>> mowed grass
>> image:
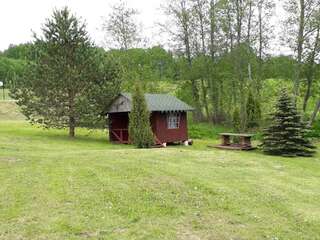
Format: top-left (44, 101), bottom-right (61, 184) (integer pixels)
top-left (0, 107), bottom-right (320, 239)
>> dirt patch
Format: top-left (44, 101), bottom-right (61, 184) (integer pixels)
top-left (0, 101), bottom-right (25, 121)
top-left (76, 232), bottom-right (98, 238)
top-left (177, 228), bottom-right (201, 240)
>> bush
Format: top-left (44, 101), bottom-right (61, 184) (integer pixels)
top-left (246, 89), bottom-right (261, 129)
top-left (188, 122), bottom-right (230, 139)
top-left (129, 84), bottom-right (154, 148)
top-left (232, 107), bottom-right (241, 133)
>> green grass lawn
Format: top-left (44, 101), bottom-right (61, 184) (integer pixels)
top-left (0, 109), bottom-right (320, 239)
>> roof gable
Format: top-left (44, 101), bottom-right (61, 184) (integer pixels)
top-left (108, 93), bottom-right (194, 113)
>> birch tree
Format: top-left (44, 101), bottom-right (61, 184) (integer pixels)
top-left (103, 1), bottom-right (141, 50)
top-left (161, 0), bottom-right (204, 121)
top-left (283, 0), bottom-right (320, 99)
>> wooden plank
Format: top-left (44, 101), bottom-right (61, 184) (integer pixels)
top-left (154, 134), bottom-right (163, 145)
top-left (219, 133), bottom-right (254, 137)
top-left (209, 144), bottom-right (256, 151)
top-left (111, 130), bottom-right (124, 143)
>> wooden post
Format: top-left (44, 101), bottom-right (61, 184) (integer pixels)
top-left (222, 135), bottom-right (230, 146)
top-left (244, 136), bottom-right (252, 147)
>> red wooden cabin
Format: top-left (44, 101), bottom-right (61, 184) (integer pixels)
top-left (107, 93), bottom-right (194, 145)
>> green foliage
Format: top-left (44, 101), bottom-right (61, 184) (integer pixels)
top-left (2, 43), bottom-right (34, 61)
top-left (188, 122), bottom-right (230, 139)
top-left (308, 120), bottom-right (320, 138)
top-left (262, 89), bottom-right (316, 157)
top-left (246, 89), bottom-right (261, 129)
top-left (232, 107), bottom-right (241, 133)
top-left (129, 83), bottom-right (154, 148)
top-left (10, 7), bottom-right (121, 137)
top-left (108, 46), bottom-right (176, 92)
top-left (264, 56), bottom-right (296, 80)
top-left (0, 57), bottom-right (26, 86)
top-left (175, 81), bottom-right (194, 106)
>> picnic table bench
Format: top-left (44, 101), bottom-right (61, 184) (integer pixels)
top-left (214, 133), bottom-right (255, 150)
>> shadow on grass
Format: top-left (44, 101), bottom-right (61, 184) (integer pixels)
top-left (0, 121), bottom-right (125, 149)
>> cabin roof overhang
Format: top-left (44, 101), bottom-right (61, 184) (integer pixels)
top-left (107, 93), bottom-right (194, 114)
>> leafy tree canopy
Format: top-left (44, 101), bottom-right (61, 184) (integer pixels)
top-left (2, 43), bottom-right (34, 61)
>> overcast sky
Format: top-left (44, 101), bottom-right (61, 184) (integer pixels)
top-left (0, 0), bottom-right (287, 53)
top-left (0, 0), bottom-right (166, 51)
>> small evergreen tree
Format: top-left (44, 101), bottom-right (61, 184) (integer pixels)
top-left (129, 84), bottom-right (154, 148)
top-left (246, 89), bottom-right (261, 129)
top-left (262, 89), bottom-right (315, 157)
top-left (232, 107), bottom-right (241, 133)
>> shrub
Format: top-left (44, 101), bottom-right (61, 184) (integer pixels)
top-left (129, 84), bottom-right (154, 148)
top-left (188, 122), bottom-right (230, 139)
top-left (232, 107), bottom-right (241, 133)
top-left (246, 89), bottom-right (261, 129)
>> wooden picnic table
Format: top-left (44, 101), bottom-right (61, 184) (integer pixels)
top-left (216, 133), bottom-right (255, 150)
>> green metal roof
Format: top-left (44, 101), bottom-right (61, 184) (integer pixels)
top-left (121, 93), bottom-right (194, 112)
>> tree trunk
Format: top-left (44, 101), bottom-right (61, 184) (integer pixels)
top-left (68, 89), bottom-right (76, 138)
top-left (201, 78), bottom-right (210, 121)
top-left (303, 76), bottom-right (312, 112)
top-left (303, 25), bottom-right (320, 112)
top-left (247, 1), bottom-right (253, 83)
top-left (181, 0), bottom-right (203, 122)
top-left (257, 1), bottom-right (263, 96)
top-left (196, 0), bottom-right (206, 55)
top-left (227, 6), bottom-right (234, 51)
top-left (210, 0), bottom-right (216, 60)
top-left (235, 0), bottom-right (246, 129)
top-left (294, 0), bottom-right (305, 99)
top-left (309, 99), bottom-right (320, 126)
top-left (235, 0), bottom-right (243, 46)
top-left (69, 116), bottom-right (76, 138)
top-left (248, 63), bottom-right (252, 82)
top-left (212, 78), bottom-right (222, 124)
top-left (247, 1), bottom-right (252, 44)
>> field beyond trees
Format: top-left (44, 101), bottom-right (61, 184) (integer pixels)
top-left (1, 103), bottom-right (320, 239)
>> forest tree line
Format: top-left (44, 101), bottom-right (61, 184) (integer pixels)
top-left (1, 0), bottom-right (320, 131)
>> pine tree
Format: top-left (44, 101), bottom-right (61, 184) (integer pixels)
top-left (10, 7), bottom-right (121, 137)
top-left (129, 84), bottom-right (154, 148)
top-left (262, 89), bottom-right (315, 157)
top-left (246, 89), bottom-right (261, 129)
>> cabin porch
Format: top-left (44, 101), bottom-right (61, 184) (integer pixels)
top-left (108, 112), bottom-right (163, 145)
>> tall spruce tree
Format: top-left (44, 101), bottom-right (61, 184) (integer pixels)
top-left (11, 8), bottom-right (121, 137)
top-left (129, 84), bottom-right (154, 148)
top-left (262, 89), bottom-right (315, 157)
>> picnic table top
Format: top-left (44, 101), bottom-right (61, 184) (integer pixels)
top-left (219, 133), bottom-right (254, 137)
